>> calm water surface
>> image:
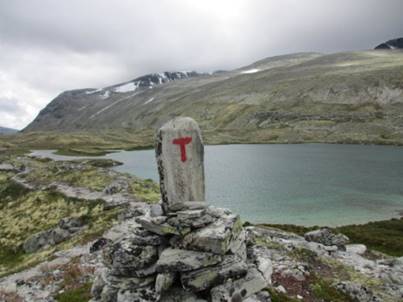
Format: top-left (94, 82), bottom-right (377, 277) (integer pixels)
top-left (31, 144), bottom-right (403, 226)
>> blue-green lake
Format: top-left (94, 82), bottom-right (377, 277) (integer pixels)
top-left (31, 144), bottom-right (403, 226)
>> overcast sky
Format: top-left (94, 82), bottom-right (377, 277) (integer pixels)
top-left (0, 0), bottom-right (402, 130)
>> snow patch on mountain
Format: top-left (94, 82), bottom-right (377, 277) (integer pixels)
top-left (144, 97), bottom-right (155, 105)
top-left (114, 82), bottom-right (138, 93)
top-left (99, 90), bottom-right (110, 99)
top-left (241, 68), bottom-right (260, 74)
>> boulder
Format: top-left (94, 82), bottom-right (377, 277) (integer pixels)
top-left (178, 214), bottom-right (242, 254)
top-left (181, 255), bottom-right (248, 292)
top-left (304, 228), bottom-right (349, 248)
top-left (23, 227), bottom-right (71, 253)
top-left (157, 248), bottom-right (222, 272)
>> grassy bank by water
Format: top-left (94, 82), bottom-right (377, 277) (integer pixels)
top-left (260, 217), bottom-right (403, 257)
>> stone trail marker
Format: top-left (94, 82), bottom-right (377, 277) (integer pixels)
top-left (156, 117), bottom-right (205, 210)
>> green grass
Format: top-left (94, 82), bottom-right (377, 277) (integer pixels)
top-left (337, 218), bottom-right (403, 257)
top-left (55, 282), bottom-right (92, 302)
top-left (310, 277), bottom-right (355, 302)
top-left (267, 288), bottom-right (299, 302)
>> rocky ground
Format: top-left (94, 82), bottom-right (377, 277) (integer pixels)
top-left (0, 155), bottom-right (402, 301)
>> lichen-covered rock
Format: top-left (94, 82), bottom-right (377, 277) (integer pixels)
top-left (130, 228), bottom-right (166, 246)
top-left (181, 255), bottom-right (248, 292)
top-left (58, 216), bottom-right (84, 232)
top-left (166, 209), bottom-right (215, 229)
top-left (155, 273), bottom-right (176, 295)
top-left (210, 267), bottom-right (267, 301)
top-left (102, 238), bottom-right (158, 275)
top-left (23, 227), bottom-right (72, 253)
top-left (247, 246), bottom-right (273, 284)
top-left (335, 281), bottom-right (381, 302)
top-left (157, 248), bottom-right (222, 272)
top-left (159, 287), bottom-right (207, 302)
top-left (178, 213), bottom-right (242, 255)
top-left (136, 216), bottom-right (191, 236)
top-left (117, 286), bottom-right (157, 302)
top-left (244, 291), bottom-right (272, 302)
top-left (304, 228), bottom-right (349, 249)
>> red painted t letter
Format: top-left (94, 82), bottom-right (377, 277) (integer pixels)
top-left (172, 136), bottom-right (192, 162)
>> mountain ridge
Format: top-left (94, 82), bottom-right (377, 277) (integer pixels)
top-left (24, 50), bottom-right (403, 146)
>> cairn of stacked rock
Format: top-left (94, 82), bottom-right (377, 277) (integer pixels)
top-left (91, 117), bottom-right (272, 302)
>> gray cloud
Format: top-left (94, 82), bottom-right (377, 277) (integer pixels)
top-left (0, 0), bottom-right (402, 129)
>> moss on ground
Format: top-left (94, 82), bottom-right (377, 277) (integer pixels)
top-left (55, 282), bottom-right (92, 302)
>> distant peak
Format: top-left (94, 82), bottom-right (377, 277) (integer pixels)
top-left (375, 38), bottom-right (403, 50)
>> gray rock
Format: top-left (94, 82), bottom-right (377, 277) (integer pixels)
top-left (181, 255), bottom-right (248, 292)
top-left (160, 287), bottom-right (207, 302)
top-left (106, 274), bottom-right (156, 290)
top-left (23, 227), bottom-right (71, 253)
top-left (156, 117), bottom-right (205, 209)
top-left (304, 228), bottom-right (349, 248)
top-left (150, 204), bottom-right (164, 217)
top-left (117, 286), bottom-right (157, 302)
top-left (130, 228), bottom-right (165, 246)
top-left (136, 216), bottom-right (191, 236)
top-left (335, 281), bottom-right (381, 302)
top-left (247, 246), bottom-right (273, 284)
top-left (179, 214), bottom-right (242, 254)
top-left (167, 209), bottom-right (215, 229)
top-left (103, 238), bottom-right (158, 275)
top-left (155, 273), bottom-right (176, 295)
top-left (166, 201), bottom-right (207, 212)
top-left (58, 217), bottom-right (84, 231)
top-left (0, 163), bottom-right (18, 172)
top-left (244, 291), bottom-right (272, 302)
top-left (210, 267), bottom-right (267, 301)
top-left (157, 248), bottom-right (222, 272)
top-left (101, 285), bottom-right (118, 302)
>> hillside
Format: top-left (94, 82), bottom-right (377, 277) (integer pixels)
top-left (24, 50), bottom-right (403, 146)
top-left (0, 127), bottom-right (18, 135)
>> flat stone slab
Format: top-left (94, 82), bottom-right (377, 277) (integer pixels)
top-left (156, 117), bottom-right (205, 210)
top-left (210, 267), bottom-right (267, 302)
top-left (178, 214), bottom-right (242, 254)
top-left (181, 255), bottom-right (248, 292)
top-left (157, 248), bottom-right (222, 272)
top-left (167, 201), bottom-right (207, 212)
top-left (136, 216), bottom-right (191, 236)
top-left (167, 209), bottom-right (216, 229)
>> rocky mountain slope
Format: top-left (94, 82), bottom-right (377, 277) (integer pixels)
top-left (24, 50), bottom-right (403, 145)
top-left (375, 37), bottom-right (403, 49)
